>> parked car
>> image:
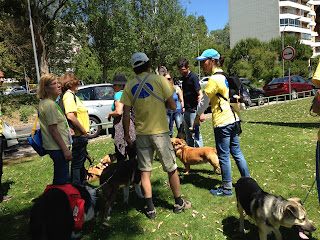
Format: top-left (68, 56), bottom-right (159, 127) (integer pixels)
top-left (2, 122), bottom-right (18, 149)
top-left (239, 77), bottom-right (250, 84)
top-left (199, 76), bottom-right (210, 89)
top-left (263, 75), bottom-right (313, 99)
top-left (242, 83), bottom-right (266, 105)
top-left (75, 83), bottom-right (114, 138)
top-left (3, 86), bottom-right (27, 96)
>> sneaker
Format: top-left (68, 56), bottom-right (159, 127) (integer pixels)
top-left (210, 188), bottom-right (233, 197)
top-left (1, 195), bottom-right (12, 202)
top-left (146, 208), bottom-right (156, 220)
top-left (173, 198), bottom-right (192, 214)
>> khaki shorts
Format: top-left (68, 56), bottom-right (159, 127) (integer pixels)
top-left (136, 132), bottom-right (177, 172)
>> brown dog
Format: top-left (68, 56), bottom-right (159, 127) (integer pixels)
top-left (86, 153), bottom-right (117, 182)
top-left (171, 138), bottom-right (221, 174)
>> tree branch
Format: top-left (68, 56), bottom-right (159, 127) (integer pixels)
top-left (42, 0), bottom-right (68, 33)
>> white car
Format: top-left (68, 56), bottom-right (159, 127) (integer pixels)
top-left (2, 122), bottom-right (18, 149)
top-left (76, 84), bottom-right (114, 138)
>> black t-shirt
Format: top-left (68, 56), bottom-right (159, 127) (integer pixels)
top-left (182, 71), bottom-right (201, 111)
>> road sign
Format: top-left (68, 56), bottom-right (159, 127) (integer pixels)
top-left (281, 46), bottom-right (295, 61)
top-left (159, 66), bottom-right (167, 76)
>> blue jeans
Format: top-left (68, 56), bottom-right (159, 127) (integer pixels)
top-left (214, 123), bottom-right (249, 189)
top-left (47, 149), bottom-right (70, 185)
top-left (71, 136), bottom-right (88, 185)
top-left (167, 110), bottom-right (183, 137)
top-left (183, 110), bottom-right (203, 147)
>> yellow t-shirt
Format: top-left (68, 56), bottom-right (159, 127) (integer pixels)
top-left (39, 98), bottom-right (71, 150)
top-left (63, 90), bottom-right (90, 137)
top-left (120, 72), bottom-right (175, 135)
top-left (205, 70), bottom-right (235, 127)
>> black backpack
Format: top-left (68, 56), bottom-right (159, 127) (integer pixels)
top-left (214, 72), bottom-right (243, 103)
top-left (57, 91), bottom-right (77, 130)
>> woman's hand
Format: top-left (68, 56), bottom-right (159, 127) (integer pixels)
top-left (193, 115), bottom-right (201, 130)
top-left (63, 148), bottom-right (72, 162)
top-left (124, 137), bottom-right (134, 148)
top-left (199, 113), bottom-right (205, 122)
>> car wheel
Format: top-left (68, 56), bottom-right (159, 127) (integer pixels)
top-left (257, 94), bottom-right (265, 106)
top-left (88, 116), bottom-right (101, 139)
top-left (291, 89), bottom-right (297, 100)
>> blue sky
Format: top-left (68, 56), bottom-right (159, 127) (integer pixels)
top-left (181, 0), bottom-right (229, 32)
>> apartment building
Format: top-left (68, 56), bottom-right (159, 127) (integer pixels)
top-left (229, 0), bottom-right (320, 57)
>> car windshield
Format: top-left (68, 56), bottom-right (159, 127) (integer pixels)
top-left (269, 77), bottom-right (288, 84)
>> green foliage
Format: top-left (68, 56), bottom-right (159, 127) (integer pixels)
top-left (19, 105), bottom-right (36, 123)
top-left (74, 45), bottom-right (103, 84)
top-left (210, 22), bottom-right (230, 50)
top-left (228, 36), bottom-right (313, 82)
top-left (0, 94), bottom-right (39, 113)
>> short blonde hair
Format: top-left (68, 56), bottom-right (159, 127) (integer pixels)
top-left (60, 74), bottom-right (79, 92)
top-left (37, 74), bottom-right (57, 99)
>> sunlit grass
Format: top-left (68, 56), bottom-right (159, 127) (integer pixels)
top-left (1, 97), bottom-right (320, 239)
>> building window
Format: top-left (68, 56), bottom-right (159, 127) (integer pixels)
top-left (280, 19), bottom-right (300, 27)
top-left (302, 33), bottom-right (311, 40)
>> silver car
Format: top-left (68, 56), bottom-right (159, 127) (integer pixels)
top-left (2, 122), bottom-right (18, 149)
top-left (3, 86), bottom-right (27, 96)
top-left (76, 83), bottom-right (114, 138)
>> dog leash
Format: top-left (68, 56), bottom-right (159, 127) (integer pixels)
top-left (302, 178), bottom-right (316, 204)
top-left (95, 171), bottom-right (116, 190)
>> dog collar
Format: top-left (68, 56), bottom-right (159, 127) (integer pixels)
top-left (177, 145), bottom-right (185, 150)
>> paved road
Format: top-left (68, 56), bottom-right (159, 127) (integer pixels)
top-left (3, 124), bottom-right (109, 160)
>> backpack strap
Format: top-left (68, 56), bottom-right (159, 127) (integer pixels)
top-left (132, 74), bottom-right (165, 106)
top-left (132, 74), bottom-right (150, 106)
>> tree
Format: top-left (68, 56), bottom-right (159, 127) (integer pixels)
top-left (73, 45), bottom-right (103, 83)
top-left (23, 0), bottom-right (68, 75)
top-left (210, 22), bottom-right (230, 50)
top-left (0, 0), bottom-right (33, 80)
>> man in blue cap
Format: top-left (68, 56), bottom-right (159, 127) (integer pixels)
top-left (177, 58), bottom-right (204, 148)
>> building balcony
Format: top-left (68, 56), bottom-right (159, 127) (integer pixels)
top-left (308, 1), bottom-right (320, 6)
top-left (301, 39), bottom-right (313, 45)
top-left (311, 42), bottom-right (320, 47)
top-left (280, 1), bottom-right (312, 11)
top-left (309, 10), bottom-right (316, 16)
top-left (280, 25), bottom-right (312, 34)
top-left (310, 21), bottom-right (316, 26)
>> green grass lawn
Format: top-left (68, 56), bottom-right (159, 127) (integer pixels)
top-left (1, 97), bottom-right (320, 240)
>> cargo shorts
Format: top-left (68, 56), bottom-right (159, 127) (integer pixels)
top-left (136, 132), bottom-right (177, 172)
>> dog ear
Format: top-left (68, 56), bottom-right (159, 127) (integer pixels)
top-left (285, 203), bottom-right (301, 219)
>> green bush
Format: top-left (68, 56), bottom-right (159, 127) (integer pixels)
top-left (19, 105), bottom-right (36, 123)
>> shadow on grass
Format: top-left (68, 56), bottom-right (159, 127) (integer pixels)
top-left (222, 216), bottom-right (319, 240)
top-left (1, 180), bottom-right (14, 198)
top-left (247, 121), bottom-right (319, 129)
top-left (178, 168), bottom-right (221, 190)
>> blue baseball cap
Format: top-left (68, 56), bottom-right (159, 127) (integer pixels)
top-left (196, 49), bottom-right (220, 61)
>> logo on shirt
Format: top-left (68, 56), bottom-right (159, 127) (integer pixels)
top-left (131, 83), bottom-right (154, 99)
top-left (225, 79), bottom-right (229, 88)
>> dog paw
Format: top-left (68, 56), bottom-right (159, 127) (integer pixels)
top-left (103, 221), bottom-right (111, 227)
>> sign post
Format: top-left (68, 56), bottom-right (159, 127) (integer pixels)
top-left (281, 46), bottom-right (295, 100)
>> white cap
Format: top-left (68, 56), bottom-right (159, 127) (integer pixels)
top-left (131, 52), bottom-right (149, 68)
